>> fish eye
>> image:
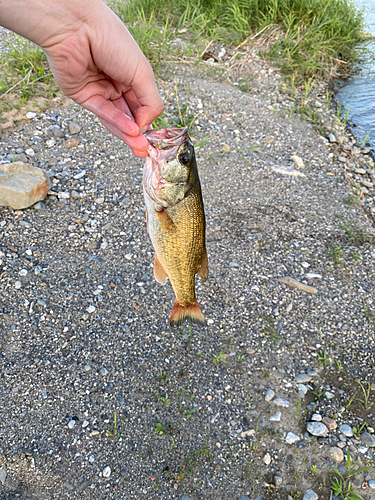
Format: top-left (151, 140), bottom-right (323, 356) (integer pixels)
top-left (179, 152), bottom-right (190, 165)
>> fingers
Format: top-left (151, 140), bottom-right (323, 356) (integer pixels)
top-left (98, 117), bottom-right (149, 156)
top-left (83, 94), bottom-right (140, 137)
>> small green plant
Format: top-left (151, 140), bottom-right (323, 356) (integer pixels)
top-left (360, 134), bottom-right (369, 148)
top-left (154, 422), bottom-right (166, 435)
top-left (160, 394), bottom-right (171, 407)
top-left (237, 354), bottom-right (245, 363)
top-left (184, 408), bottom-right (196, 418)
top-left (309, 463), bottom-right (318, 475)
top-left (335, 359), bottom-right (344, 372)
top-left (331, 449), bottom-right (373, 500)
top-left (352, 422), bottom-right (366, 438)
top-left (327, 245), bottom-right (345, 266)
top-left (296, 393), bottom-right (301, 416)
top-left (357, 380), bottom-right (374, 410)
top-left (317, 349), bottom-right (331, 367)
top-left (213, 351), bottom-right (228, 365)
top-left (105, 410), bottom-right (127, 439)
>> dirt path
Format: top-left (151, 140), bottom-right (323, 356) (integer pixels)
top-left (0, 55), bottom-right (374, 500)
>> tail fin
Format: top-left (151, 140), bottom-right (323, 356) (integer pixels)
top-left (169, 299), bottom-right (206, 327)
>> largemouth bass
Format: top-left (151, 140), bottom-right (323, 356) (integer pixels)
top-left (143, 128), bottom-right (208, 327)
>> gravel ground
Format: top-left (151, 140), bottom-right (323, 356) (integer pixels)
top-left (0, 52), bottom-right (375, 500)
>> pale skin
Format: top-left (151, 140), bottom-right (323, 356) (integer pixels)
top-left (0, 0), bottom-right (164, 157)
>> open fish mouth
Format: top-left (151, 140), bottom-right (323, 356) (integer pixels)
top-left (144, 127), bottom-right (188, 153)
top-left (143, 127), bottom-right (191, 208)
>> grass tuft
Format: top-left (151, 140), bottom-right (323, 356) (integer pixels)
top-left (112, 0), bottom-right (368, 81)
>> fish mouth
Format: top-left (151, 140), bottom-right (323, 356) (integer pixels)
top-left (144, 127), bottom-right (188, 151)
top-left (143, 128), bottom-right (189, 206)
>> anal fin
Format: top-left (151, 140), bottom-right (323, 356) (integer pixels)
top-left (154, 253), bottom-right (168, 284)
top-left (197, 248), bottom-right (208, 280)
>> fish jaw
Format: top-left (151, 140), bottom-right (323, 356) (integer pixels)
top-left (143, 128), bottom-right (195, 208)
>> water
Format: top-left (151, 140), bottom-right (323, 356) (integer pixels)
top-left (336, 0), bottom-right (375, 151)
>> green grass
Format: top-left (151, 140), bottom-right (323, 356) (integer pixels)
top-left (331, 449), bottom-right (373, 500)
top-left (0, 35), bottom-right (53, 99)
top-left (112, 0), bottom-right (367, 81)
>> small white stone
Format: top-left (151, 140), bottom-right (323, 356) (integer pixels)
top-left (15, 281), bottom-right (22, 289)
top-left (95, 197), bottom-right (105, 204)
top-left (58, 191), bottom-right (70, 199)
top-left (25, 148), bottom-right (35, 156)
top-left (68, 420), bottom-right (76, 429)
top-left (87, 305), bottom-right (96, 314)
top-left (125, 253), bottom-right (133, 260)
top-left (46, 139), bottom-right (56, 148)
top-left (285, 432), bottom-right (300, 444)
top-left (311, 414), bottom-right (322, 422)
top-left (265, 389), bottom-right (275, 401)
top-left (270, 412), bottom-right (281, 421)
top-left (102, 466), bottom-right (111, 478)
top-left (263, 453), bottom-right (271, 465)
top-left (82, 420), bottom-right (89, 428)
top-left (26, 112), bottom-right (37, 119)
top-left (19, 269), bottom-right (28, 276)
top-left (303, 489), bottom-right (318, 500)
top-left (325, 391), bottom-right (335, 399)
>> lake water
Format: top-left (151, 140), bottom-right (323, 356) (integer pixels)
top-left (336, 0), bottom-right (375, 151)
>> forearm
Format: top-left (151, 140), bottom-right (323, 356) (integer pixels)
top-left (0, 0), bottom-right (106, 47)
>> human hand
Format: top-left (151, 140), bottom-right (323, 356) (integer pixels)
top-left (0, 0), bottom-right (164, 157)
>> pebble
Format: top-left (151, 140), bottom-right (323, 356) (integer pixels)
top-left (273, 398), bottom-right (290, 407)
top-left (102, 466), bottom-right (111, 478)
top-left (19, 269), bottom-right (28, 276)
top-left (181, 496), bottom-right (195, 500)
top-left (298, 384), bottom-right (308, 397)
top-left (274, 475), bottom-right (283, 487)
top-left (322, 417), bottom-right (337, 430)
top-left (62, 138), bottom-right (80, 149)
top-left (306, 422), bottom-right (328, 437)
top-left (0, 468), bottom-right (6, 485)
top-left (19, 221), bottom-right (32, 228)
top-left (360, 432), bottom-right (375, 447)
top-left (270, 412), bottom-right (281, 421)
top-left (325, 391), bottom-right (335, 399)
top-left (26, 112), bottom-right (36, 119)
top-left (58, 191), bottom-right (70, 199)
top-left (63, 482), bottom-right (74, 490)
top-left (368, 480), bottom-right (375, 489)
top-left (263, 453), bottom-right (271, 465)
top-left (291, 155), bottom-right (305, 169)
top-left (311, 414), bottom-right (322, 422)
top-left (25, 148), bottom-right (35, 156)
top-left (286, 432), bottom-right (300, 444)
top-left (95, 197), bottom-right (105, 204)
top-left (303, 489), bottom-right (318, 500)
top-left (14, 281), bottom-right (22, 289)
top-left (73, 170), bottom-right (86, 180)
top-left (87, 305), bottom-right (96, 314)
top-left (71, 190), bottom-right (81, 199)
top-left (328, 133), bottom-right (337, 143)
top-left (33, 201), bottom-right (46, 210)
top-left (46, 139), bottom-right (55, 148)
top-left (329, 447), bottom-right (344, 462)
top-left (50, 125), bottom-right (65, 138)
top-left (295, 373), bottom-right (312, 383)
top-left (339, 424), bottom-right (353, 437)
top-left (100, 367), bottom-right (108, 376)
top-left (69, 122), bottom-right (82, 135)
top-left (68, 419), bottom-right (76, 429)
top-left (265, 388), bottom-right (275, 401)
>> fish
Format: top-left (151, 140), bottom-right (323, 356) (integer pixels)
top-left (143, 127), bottom-right (208, 327)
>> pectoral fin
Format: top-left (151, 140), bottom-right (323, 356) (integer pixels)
top-left (154, 253), bottom-right (168, 285)
top-left (155, 208), bottom-right (174, 232)
top-left (197, 248), bottom-right (208, 280)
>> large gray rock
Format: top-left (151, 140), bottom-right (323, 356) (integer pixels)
top-left (0, 162), bottom-right (51, 209)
